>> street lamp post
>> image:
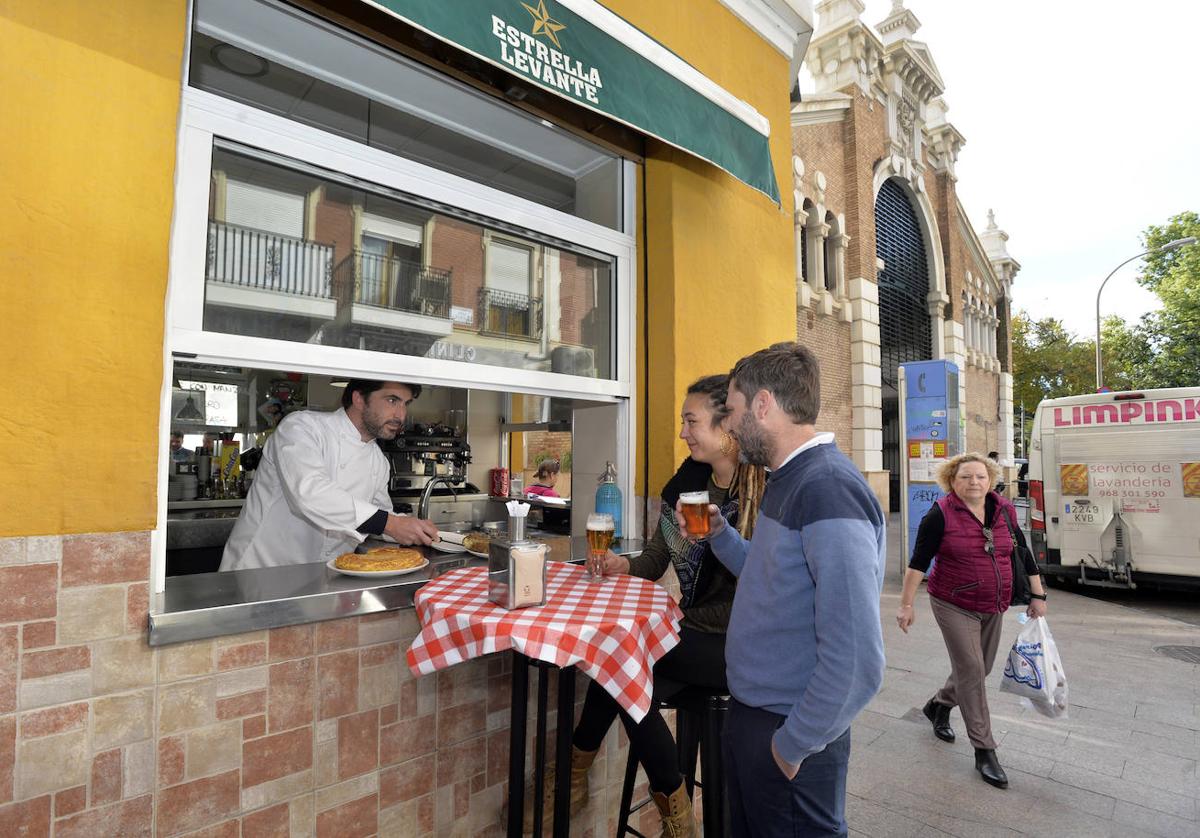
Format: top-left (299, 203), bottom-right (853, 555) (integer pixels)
top-left (1095, 236), bottom-right (1197, 389)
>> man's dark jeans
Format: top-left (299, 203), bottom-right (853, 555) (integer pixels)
top-left (723, 700), bottom-right (851, 837)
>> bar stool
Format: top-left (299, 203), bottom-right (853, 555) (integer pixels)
top-left (616, 688), bottom-right (730, 837)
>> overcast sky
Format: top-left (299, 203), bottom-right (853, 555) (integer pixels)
top-left (809, 1), bottom-right (1200, 339)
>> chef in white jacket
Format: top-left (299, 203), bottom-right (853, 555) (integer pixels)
top-left (220, 380), bottom-right (439, 571)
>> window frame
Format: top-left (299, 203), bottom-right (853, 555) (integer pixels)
top-left (153, 82), bottom-right (638, 595)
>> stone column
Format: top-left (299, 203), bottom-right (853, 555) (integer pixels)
top-left (942, 316), bottom-right (968, 453)
top-left (999, 371), bottom-right (1015, 464)
top-left (832, 232), bottom-right (851, 298)
top-left (849, 277), bottom-right (887, 506)
top-left (926, 290), bottom-right (949, 359)
top-left (806, 220), bottom-right (830, 293)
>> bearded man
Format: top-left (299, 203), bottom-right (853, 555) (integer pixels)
top-left (221, 380), bottom-right (437, 571)
top-left (683, 342), bottom-right (886, 837)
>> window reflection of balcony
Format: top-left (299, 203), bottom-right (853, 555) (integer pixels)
top-left (330, 251), bottom-right (454, 350)
top-left (203, 221), bottom-right (336, 338)
top-left (333, 252), bottom-right (451, 317)
top-left (478, 288), bottom-right (543, 340)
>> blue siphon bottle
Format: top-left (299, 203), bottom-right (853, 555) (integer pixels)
top-left (594, 461), bottom-right (623, 540)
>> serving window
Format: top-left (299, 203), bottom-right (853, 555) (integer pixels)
top-left (153, 0), bottom-right (637, 613)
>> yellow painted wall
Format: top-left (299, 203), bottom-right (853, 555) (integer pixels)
top-left (0, 0), bottom-right (797, 536)
top-left (606, 0), bottom-right (799, 497)
top-left (0, 2), bottom-right (187, 536)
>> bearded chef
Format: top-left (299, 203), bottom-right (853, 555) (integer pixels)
top-left (220, 380), bottom-right (439, 572)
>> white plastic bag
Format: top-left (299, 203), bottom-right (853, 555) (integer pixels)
top-left (999, 616), bottom-right (1068, 719)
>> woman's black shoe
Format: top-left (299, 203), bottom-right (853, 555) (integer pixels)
top-left (974, 748), bottom-right (1008, 788)
top-left (922, 698), bottom-right (955, 742)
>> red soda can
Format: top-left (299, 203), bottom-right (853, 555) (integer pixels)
top-left (489, 468), bottom-right (510, 497)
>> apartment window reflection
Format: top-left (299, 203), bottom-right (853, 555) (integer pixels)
top-left (203, 146), bottom-right (614, 379)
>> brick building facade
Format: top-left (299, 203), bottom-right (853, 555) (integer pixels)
top-left (791, 0), bottom-right (1019, 509)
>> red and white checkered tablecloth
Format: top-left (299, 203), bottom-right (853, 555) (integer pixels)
top-left (406, 562), bottom-right (684, 722)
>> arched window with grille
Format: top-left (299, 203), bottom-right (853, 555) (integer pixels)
top-left (875, 177), bottom-right (932, 509)
top-left (824, 211), bottom-right (838, 293)
top-left (800, 199), bottom-right (813, 284)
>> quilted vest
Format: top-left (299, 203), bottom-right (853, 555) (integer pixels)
top-left (926, 492), bottom-right (1016, 614)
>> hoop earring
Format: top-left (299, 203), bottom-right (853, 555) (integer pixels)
top-left (719, 431), bottom-right (735, 457)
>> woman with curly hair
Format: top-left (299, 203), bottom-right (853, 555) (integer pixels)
top-left (896, 452), bottom-right (1047, 789)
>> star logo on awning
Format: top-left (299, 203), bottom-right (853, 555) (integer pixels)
top-left (522, 0), bottom-right (566, 49)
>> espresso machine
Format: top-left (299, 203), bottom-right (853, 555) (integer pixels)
top-left (380, 422), bottom-right (477, 507)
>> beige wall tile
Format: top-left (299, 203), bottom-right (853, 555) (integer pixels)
top-left (19, 671), bottom-right (91, 711)
top-left (316, 719), bottom-right (337, 743)
top-left (185, 720), bottom-right (242, 780)
top-left (397, 610), bottom-right (420, 641)
top-left (17, 729), bottom-right (88, 797)
top-left (159, 679), bottom-right (217, 735)
top-left (359, 614), bottom-right (402, 647)
top-left (377, 801), bottom-right (409, 837)
top-left (215, 665), bottom-right (268, 698)
top-left (415, 677), bottom-right (437, 717)
top-left (24, 536), bottom-right (61, 565)
top-left (93, 689), bottom-right (154, 751)
top-left (290, 792), bottom-right (315, 838)
top-left (0, 538), bottom-right (26, 566)
top-left (214, 631), bottom-right (267, 652)
top-left (123, 738), bottom-right (154, 798)
top-left (314, 772), bottom-right (378, 814)
top-left (466, 784), bottom-right (503, 836)
top-left (240, 768), bottom-right (313, 812)
top-left (314, 740), bottom-right (337, 787)
top-left (157, 639), bottom-right (214, 682)
top-left (57, 586), bottom-right (125, 644)
top-left (360, 663), bottom-right (400, 711)
top-left (92, 636), bottom-right (156, 695)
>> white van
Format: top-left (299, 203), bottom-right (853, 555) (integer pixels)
top-left (1027, 387), bottom-right (1200, 590)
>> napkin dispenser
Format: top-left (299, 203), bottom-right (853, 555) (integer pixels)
top-left (487, 512), bottom-right (547, 610)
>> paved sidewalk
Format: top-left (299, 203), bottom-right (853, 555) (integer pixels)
top-left (847, 516), bottom-right (1200, 837)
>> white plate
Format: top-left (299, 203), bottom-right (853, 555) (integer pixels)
top-left (431, 540), bottom-right (466, 554)
top-left (466, 548), bottom-right (489, 559)
top-left (326, 557), bottom-right (430, 578)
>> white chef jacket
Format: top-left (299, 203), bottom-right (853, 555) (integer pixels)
top-left (219, 408), bottom-right (392, 571)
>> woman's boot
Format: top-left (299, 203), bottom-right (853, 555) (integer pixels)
top-left (650, 781), bottom-right (697, 838)
top-left (922, 697), bottom-right (955, 742)
top-left (520, 745), bottom-right (597, 832)
top-left (974, 748), bottom-right (1009, 789)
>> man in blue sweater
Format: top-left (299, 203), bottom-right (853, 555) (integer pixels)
top-left (692, 342), bottom-right (886, 837)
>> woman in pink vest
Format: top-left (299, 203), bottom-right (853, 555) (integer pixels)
top-left (895, 453), bottom-right (1047, 789)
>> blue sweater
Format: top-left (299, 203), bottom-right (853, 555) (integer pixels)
top-left (709, 440), bottom-right (886, 765)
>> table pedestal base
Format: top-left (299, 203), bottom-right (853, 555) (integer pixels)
top-left (507, 653), bottom-right (577, 838)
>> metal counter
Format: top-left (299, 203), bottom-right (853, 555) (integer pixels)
top-left (149, 537), bottom-right (645, 646)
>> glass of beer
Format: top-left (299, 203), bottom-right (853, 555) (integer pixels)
top-left (679, 491), bottom-right (712, 538)
top-left (585, 513), bottom-right (615, 581)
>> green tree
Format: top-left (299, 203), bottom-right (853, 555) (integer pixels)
top-left (1010, 312), bottom-right (1095, 411)
top-left (1116, 211), bottom-right (1200, 388)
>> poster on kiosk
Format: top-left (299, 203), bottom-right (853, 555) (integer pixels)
top-left (898, 360), bottom-right (961, 573)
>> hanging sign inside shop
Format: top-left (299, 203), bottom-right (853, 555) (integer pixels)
top-left (362, 0), bottom-right (781, 202)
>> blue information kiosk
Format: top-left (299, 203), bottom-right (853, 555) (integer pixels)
top-left (898, 360), bottom-right (960, 573)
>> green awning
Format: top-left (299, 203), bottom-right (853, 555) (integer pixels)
top-left (362, 0), bottom-right (781, 203)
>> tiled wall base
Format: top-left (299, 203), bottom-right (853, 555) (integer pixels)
top-left (0, 532), bottom-right (664, 836)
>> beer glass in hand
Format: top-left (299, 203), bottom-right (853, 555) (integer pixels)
top-left (585, 513), bottom-right (615, 581)
top-left (679, 491), bottom-right (711, 538)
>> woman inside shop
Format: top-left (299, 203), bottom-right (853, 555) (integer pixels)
top-left (519, 374), bottom-right (765, 836)
top-left (895, 452), bottom-right (1046, 789)
top-left (524, 458), bottom-right (562, 498)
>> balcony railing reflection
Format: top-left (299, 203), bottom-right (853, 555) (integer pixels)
top-left (206, 221), bottom-right (333, 298)
top-left (478, 287), bottom-right (543, 340)
top-left (333, 251), bottom-right (452, 318)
